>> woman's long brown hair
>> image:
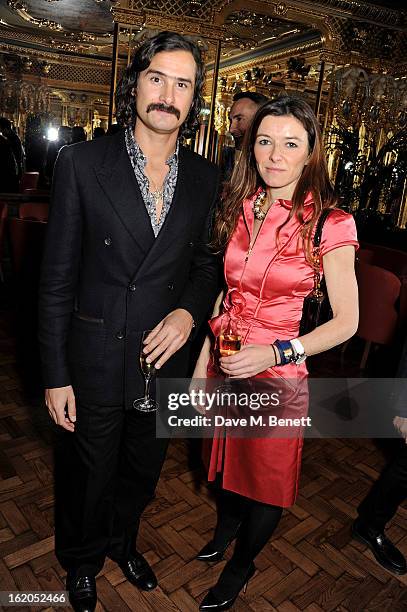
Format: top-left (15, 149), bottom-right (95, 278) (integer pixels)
top-left (212, 95), bottom-right (337, 259)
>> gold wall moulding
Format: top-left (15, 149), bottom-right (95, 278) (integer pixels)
top-left (0, 48), bottom-right (112, 87)
top-left (50, 90), bottom-right (108, 106)
top-left (0, 80), bottom-right (51, 116)
top-left (317, 48), bottom-right (403, 76)
top-left (207, 39), bottom-right (322, 78)
top-left (0, 25), bottom-right (112, 55)
top-left (220, 9), bottom-right (310, 58)
top-left (395, 63), bottom-right (407, 79)
top-left (330, 67), bottom-right (407, 132)
top-left (323, 63), bottom-right (407, 220)
top-left (120, 0), bottom-right (402, 27)
top-left (46, 78), bottom-right (110, 95)
top-left (112, 7), bottom-right (226, 40)
top-left (274, 3), bottom-right (288, 17)
top-left (278, 0), bottom-right (402, 27)
top-left (214, 0), bottom-right (341, 51)
top-left (0, 40), bottom-right (112, 69)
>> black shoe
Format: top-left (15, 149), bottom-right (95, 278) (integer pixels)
top-left (196, 525), bottom-right (241, 563)
top-left (196, 541), bottom-right (230, 563)
top-left (119, 552), bottom-right (158, 591)
top-left (199, 563), bottom-right (255, 611)
top-left (352, 518), bottom-right (407, 575)
top-left (66, 574), bottom-right (96, 612)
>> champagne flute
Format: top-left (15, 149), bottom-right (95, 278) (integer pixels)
top-left (218, 320), bottom-right (242, 357)
top-left (133, 330), bottom-right (159, 412)
top-left (217, 318), bottom-right (241, 388)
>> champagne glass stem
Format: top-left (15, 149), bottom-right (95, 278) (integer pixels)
top-left (144, 375), bottom-right (152, 400)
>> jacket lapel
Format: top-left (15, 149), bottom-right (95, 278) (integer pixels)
top-left (94, 131), bottom-right (155, 255)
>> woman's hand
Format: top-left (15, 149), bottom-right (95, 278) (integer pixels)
top-left (220, 344), bottom-right (277, 378)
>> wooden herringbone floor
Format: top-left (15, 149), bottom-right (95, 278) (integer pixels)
top-left (0, 309), bottom-right (406, 611)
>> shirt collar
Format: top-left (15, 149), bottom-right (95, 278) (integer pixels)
top-left (278, 190), bottom-right (314, 209)
top-left (247, 186), bottom-right (314, 210)
top-left (126, 126), bottom-right (179, 167)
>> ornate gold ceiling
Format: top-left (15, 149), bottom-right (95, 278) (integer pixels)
top-left (0, 0), bottom-right (316, 60)
top-left (1, 0), bottom-right (404, 64)
top-left (5, 0), bottom-right (114, 34)
top-left (221, 10), bottom-right (310, 58)
top-left (1, 0), bottom-right (114, 54)
top-left (0, 0), bottom-right (405, 104)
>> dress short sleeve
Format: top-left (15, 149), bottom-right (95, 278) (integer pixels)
top-left (319, 208), bottom-right (359, 259)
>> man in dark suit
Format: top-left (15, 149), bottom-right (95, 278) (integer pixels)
top-left (352, 334), bottom-right (407, 576)
top-left (39, 31), bottom-right (220, 612)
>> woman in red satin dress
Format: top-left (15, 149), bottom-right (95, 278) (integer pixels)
top-left (195, 96), bottom-right (359, 611)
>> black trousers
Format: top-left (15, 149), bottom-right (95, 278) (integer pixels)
top-left (54, 401), bottom-right (169, 577)
top-left (358, 442), bottom-right (407, 532)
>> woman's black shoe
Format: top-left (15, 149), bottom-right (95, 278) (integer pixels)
top-left (196, 524), bottom-right (241, 563)
top-left (196, 541), bottom-right (230, 563)
top-left (199, 563), bottom-right (255, 610)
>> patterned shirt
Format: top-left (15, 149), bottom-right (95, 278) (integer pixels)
top-left (125, 127), bottom-right (179, 237)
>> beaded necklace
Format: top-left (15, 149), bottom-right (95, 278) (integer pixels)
top-left (252, 190), bottom-right (269, 221)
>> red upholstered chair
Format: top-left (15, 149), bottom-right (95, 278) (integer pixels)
top-left (18, 201), bottom-right (49, 222)
top-left (8, 218), bottom-right (47, 394)
top-left (356, 248), bottom-right (374, 265)
top-left (8, 217), bottom-right (47, 278)
top-left (19, 171), bottom-right (40, 193)
top-left (361, 242), bottom-right (407, 277)
top-left (346, 261), bottom-right (402, 369)
top-left (359, 242), bottom-right (407, 337)
top-left (0, 200), bottom-right (8, 281)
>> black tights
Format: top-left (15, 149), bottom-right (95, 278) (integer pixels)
top-left (211, 488), bottom-right (249, 550)
top-left (210, 487), bottom-right (283, 599)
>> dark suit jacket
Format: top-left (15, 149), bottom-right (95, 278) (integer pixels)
top-left (38, 130), bottom-right (220, 408)
top-left (396, 333), bottom-right (407, 418)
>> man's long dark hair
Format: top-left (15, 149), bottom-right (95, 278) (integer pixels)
top-left (115, 31), bottom-right (205, 137)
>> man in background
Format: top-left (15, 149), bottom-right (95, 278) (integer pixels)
top-left (221, 91), bottom-right (268, 181)
top-left (0, 117), bottom-right (25, 182)
top-left (229, 91), bottom-right (268, 151)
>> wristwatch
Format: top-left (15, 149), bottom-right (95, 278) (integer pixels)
top-left (290, 338), bottom-right (307, 365)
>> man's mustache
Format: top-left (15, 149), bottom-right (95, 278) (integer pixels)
top-left (147, 103), bottom-right (181, 120)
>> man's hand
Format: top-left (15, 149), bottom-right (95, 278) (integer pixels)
top-left (189, 362), bottom-right (208, 415)
top-left (393, 416), bottom-right (407, 443)
top-left (45, 385), bottom-right (76, 432)
top-left (143, 309), bottom-right (194, 369)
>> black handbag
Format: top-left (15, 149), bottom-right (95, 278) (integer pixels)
top-left (299, 209), bottom-right (333, 336)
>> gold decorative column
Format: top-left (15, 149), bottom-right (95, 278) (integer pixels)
top-left (108, 22), bottom-right (120, 127)
top-left (206, 39), bottom-right (222, 161)
top-left (314, 60), bottom-right (325, 118)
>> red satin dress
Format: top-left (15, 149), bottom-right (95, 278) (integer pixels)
top-left (203, 189), bottom-right (358, 507)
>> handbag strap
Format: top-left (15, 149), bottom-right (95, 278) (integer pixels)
top-left (313, 208), bottom-right (332, 249)
top-left (311, 208), bottom-right (332, 295)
